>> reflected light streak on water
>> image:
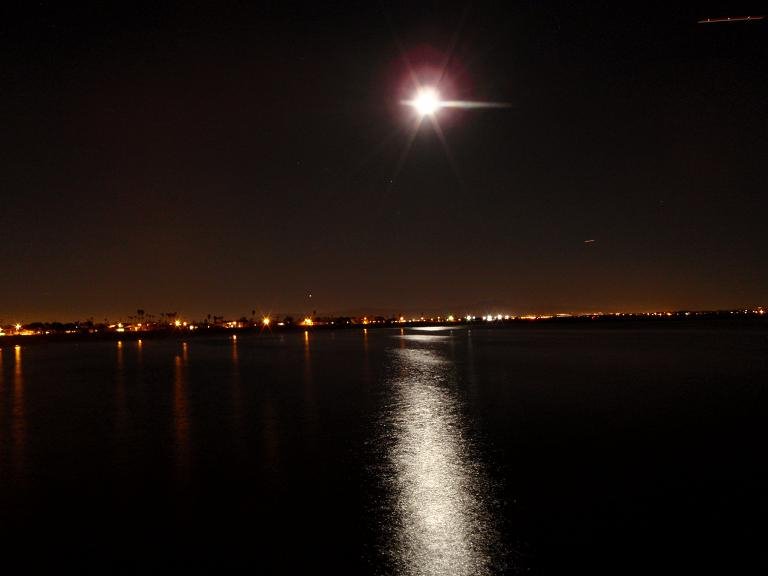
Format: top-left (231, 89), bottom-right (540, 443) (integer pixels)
top-left (173, 351), bottom-right (190, 472)
top-left (0, 349), bottom-right (3, 474)
top-left (383, 342), bottom-right (500, 576)
top-left (302, 330), bottom-right (319, 438)
top-left (303, 330), bottom-right (313, 388)
top-left (115, 341), bottom-right (127, 435)
top-left (410, 326), bottom-right (467, 333)
top-left (12, 346), bottom-right (26, 477)
top-left (230, 335), bottom-right (244, 446)
top-left (136, 340), bottom-right (143, 383)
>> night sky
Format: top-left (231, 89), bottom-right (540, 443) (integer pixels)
top-left (2, 2), bottom-right (766, 321)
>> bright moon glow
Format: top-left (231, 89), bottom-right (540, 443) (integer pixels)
top-left (411, 88), bottom-right (441, 116)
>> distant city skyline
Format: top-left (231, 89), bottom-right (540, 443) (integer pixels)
top-left (2, 303), bottom-right (766, 327)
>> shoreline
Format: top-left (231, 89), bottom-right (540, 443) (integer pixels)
top-left (2, 314), bottom-right (766, 348)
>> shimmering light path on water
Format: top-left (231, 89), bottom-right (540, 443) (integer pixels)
top-left (380, 335), bottom-right (502, 575)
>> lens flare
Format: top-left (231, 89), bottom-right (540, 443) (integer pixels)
top-left (402, 87), bottom-right (511, 116)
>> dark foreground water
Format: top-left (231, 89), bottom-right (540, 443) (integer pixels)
top-left (0, 325), bottom-right (765, 574)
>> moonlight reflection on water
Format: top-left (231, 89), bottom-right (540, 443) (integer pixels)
top-left (380, 336), bottom-right (503, 575)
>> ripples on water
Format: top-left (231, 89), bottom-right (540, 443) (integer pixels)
top-left (376, 334), bottom-right (504, 576)
top-left (2, 326), bottom-right (765, 574)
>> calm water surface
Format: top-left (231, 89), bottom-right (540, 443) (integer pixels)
top-left (0, 326), bottom-right (765, 573)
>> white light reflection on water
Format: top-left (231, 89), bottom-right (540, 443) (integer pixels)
top-left (409, 326), bottom-right (468, 333)
top-left (381, 336), bottom-right (502, 576)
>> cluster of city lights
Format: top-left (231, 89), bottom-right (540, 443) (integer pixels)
top-left (1, 307), bottom-right (765, 338)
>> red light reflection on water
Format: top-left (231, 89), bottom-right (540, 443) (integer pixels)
top-left (173, 347), bottom-right (190, 473)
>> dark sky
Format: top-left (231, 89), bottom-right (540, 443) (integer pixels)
top-left (2, 1), bottom-right (767, 321)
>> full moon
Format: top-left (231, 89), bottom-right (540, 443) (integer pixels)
top-left (411, 88), bottom-right (441, 116)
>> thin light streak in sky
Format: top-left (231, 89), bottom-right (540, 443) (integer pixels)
top-left (432, 99), bottom-right (513, 109)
